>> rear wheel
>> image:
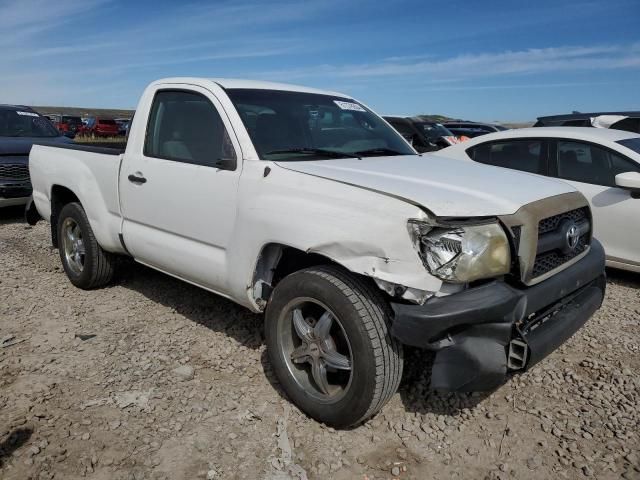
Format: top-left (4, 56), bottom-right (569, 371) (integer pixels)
top-left (57, 202), bottom-right (116, 289)
top-left (265, 266), bottom-right (403, 427)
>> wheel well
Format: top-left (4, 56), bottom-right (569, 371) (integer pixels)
top-left (50, 185), bottom-right (80, 248)
top-left (252, 244), bottom-right (336, 308)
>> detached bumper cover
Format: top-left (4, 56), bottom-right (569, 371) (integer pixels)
top-left (391, 239), bottom-right (606, 392)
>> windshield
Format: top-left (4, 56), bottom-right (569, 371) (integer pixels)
top-left (414, 122), bottom-right (454, 141)
top-left (617, 138), bottom-right (640, 154)
top-left (226, 89), bottom-right (415, 160)
top-left (62, 116), bottom-right (83, 125)
top-left (98, 119), bottom-right (117, 125)
top-left (0, 109), bottom-right (60, 138)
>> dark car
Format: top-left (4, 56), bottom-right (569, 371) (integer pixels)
top-left (534, 111), bottom-right (640, 134)
top-left (442, 121), bottom-right (508, 139)
top-left (0, 105), bottom-right (72, 207)
top-left (84, 117), bottom-right (120, 138)
top-left (384, 116), bottom-right (461, 152)
top-left (114, 118), bottom-right (131, 136)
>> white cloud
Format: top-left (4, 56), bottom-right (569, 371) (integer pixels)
top-left (256, 44), bottom-right (640, 81)
top-left (0, 0), bottom-right (109, 41)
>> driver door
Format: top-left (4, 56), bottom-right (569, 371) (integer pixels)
top-left (119, 86), bottom-right (241, 293)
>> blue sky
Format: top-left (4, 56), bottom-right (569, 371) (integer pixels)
top-left (1, 0), bottom-right (639, 121)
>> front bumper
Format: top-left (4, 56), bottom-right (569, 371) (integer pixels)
top-left (391, 239), bottom-right (606, 392)
top-left (0, 196), bottom-right (30, 208)
top-left (0, 181), bottom-right (32, 199)
top-left (1, 181), bottom-right (31, 208)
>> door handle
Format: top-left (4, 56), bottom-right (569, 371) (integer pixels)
top-left (128, 173), bottom-right (147, 184)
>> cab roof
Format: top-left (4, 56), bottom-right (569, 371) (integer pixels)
top-left (151, 77), bottom-right (352, 99)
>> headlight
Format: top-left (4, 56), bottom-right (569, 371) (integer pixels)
top-left (408, 220), bottom-right (511, 283)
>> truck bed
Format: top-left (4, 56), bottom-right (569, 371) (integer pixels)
top-left (29, 143), bottom-right (127, 254)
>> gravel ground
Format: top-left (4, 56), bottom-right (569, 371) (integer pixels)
top-left (1, 205), bottom-right (639, 480)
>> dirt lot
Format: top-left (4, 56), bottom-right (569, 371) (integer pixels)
top-left (1, 206), bottom-right (638, 480)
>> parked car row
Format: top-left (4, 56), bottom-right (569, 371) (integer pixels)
top-left (1, 105), bottom-right (131, 208)
top-left (384, 111), bottom-right (640, 149)
top-left (44, 113), bottom-right (130, 139)
top-left (383, 116), bottom-right (463, 152)
top-left (20, 77), bottom-right (633, 429)
top-left (534, 111), bottom-right (640, 133)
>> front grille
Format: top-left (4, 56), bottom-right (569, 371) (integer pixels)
top-left (532, 207), bottom-right (590, 278)
top-left (538, 208), bottom-right (588, 235)
top-left (0, 164), bottom-right (29, 181)
top-left (532, 236), bottom-right (588, 277)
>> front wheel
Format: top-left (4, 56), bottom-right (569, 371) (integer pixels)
top-left (265, 266), bottom-right (403, 428)
top-left (57, 202), bottom-right (116, 289)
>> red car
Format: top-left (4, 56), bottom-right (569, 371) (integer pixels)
top-left (85, 117), bottom-right (119, 137)
top-left (58, 115), bottom-right (84, 137)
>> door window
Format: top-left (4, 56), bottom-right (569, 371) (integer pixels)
top-left (144, 90), bottom-right (236, 168)
top-left (555, 141), bottom-right (639, 187)
top-left (468, 140), bottom-right (545, 174)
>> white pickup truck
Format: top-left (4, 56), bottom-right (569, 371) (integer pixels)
top-left (28, 78), bottom-right (606, 427)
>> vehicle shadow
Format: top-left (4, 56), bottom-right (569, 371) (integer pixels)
top-left (116, 262), bottom-right (300, 411)
top-left (116, 260), bottom-right (265, 351)
top-left (0, 205), bottom-right (26, 226)
top-left (0, 427), bottom-right (33, 467)
top-left (397, 347), bottom-right (492, 416)
top-left (606, 267), bottom-right (640, 288)
top-left (259, 348), bottom-right (289, 401)
top-left (116, 263), bottom-right (495, 420)
top-left (258, 341), bottom-right (492, 424)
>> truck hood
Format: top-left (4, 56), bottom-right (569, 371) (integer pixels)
top-left (275, 154), bottom-right (576, 217)
top-left (0, 136), bottom-right (71, 156)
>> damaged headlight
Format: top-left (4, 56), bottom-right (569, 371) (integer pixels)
top-left (408, 220), bottom-right (511, 283)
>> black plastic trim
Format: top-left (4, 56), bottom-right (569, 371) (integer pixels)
top-left (118, 233), bottom-right (132, 257)
top-left (33, 141), bottom-right (125, 155)
top-left (525, 282), bottom-right (604, 367)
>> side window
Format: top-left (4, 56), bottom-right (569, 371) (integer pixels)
top-left (468, 140), bottom-right (544, 174)
top-left (562, 119), bottom-right (589, 127)
top-left (144, 90), bottom-right (236, 168)
top-left (556, 141), bottom-right (639, 187)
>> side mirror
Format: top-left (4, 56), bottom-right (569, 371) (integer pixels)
top-left (615, 171), bottom-right (640, 198)
top-left (213, 158), bottom-right (236, 171)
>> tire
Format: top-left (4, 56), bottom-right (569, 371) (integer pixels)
top-left (265, 265), bottom-right (403, 428)
top-left (57, 202), bottom-right (115, 289)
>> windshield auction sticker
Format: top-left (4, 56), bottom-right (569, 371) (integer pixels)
top-left (333, 100), bottom-right (366, 112)
top-left (16, 111), bottom-right (40, 117)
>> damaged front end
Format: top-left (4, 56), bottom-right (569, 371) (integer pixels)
top-left (390, 239), bottom-right (606, 392)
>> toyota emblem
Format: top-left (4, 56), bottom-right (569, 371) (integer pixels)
top-left (566, 224), bottom-right (580, 251)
